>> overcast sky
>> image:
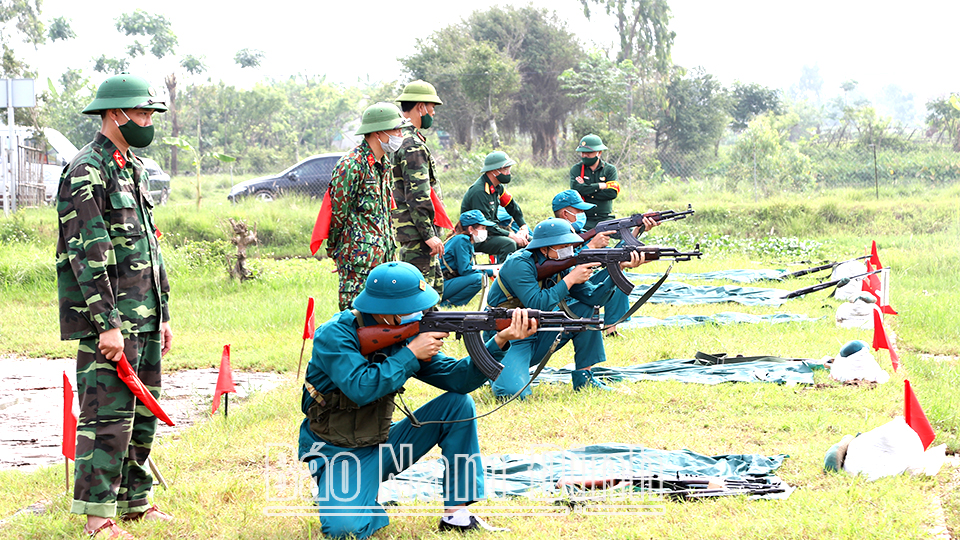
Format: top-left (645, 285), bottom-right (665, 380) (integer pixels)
top-left (16, 0), bottom-right (960, 109)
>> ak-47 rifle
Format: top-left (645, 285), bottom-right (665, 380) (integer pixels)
top-left (357, 308), bottom-right (602, 381)
top-left (783, 269), bottom-right (882, 299)
top-left (536, 245), bottom-right (702, 294)
top-left (779, 254), bottom-right (870, 280)
top-left (580, 204), bottom-right (695, 246)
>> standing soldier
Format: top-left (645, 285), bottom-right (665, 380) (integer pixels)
top-left (325, 103), bottom-right (406, 311)
top-left (460, 150), bottom-right (530, 262)
top-left (570, 134), bottom-right (620, 231)
top-left (392, 80), bottom-right (447, 296)
top-left (57, 73), bottom-right (174, 538)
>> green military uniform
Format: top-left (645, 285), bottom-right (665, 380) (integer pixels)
top-left (569, 158), bottom-right (619, 231)
top-left (460, 176), bottom-right (525, 262)
top-left (57, 129), bottom-right (170, 518)
top-left (391, 124), bottom-right (444, 296)
top-left (326, 140), bottom-right (396, 310)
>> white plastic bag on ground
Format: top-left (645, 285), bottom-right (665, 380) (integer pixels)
top-left (830, 347), bottom-right (890, 383)
top-left (843, 417), bottom-right (944, 480)
top-left (835, 294), bottom-right (879, 329)
top-left (832, 260), bottom-right (869, 301)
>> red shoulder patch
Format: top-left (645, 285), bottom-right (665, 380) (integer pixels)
top-left (367, 154), bottom-right (376, 169)
top-left (113, 150), bottom-right (126, 168)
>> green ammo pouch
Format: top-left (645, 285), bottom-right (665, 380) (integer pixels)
top-left (307, 389), bottom-right (396, 448)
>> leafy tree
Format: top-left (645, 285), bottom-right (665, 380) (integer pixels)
top-left (925, 97), bottom-right (960, 151)
top-left (0, 0), bottom-right (44, 50)
top-left (39, 69), bottom-right (99, 147)
top-left (578, 0), bottom-right (674, 69)
top-left (798, 64), bottom-right (823, 102)
top-left (458, 41), bottom-right (519, 149)
top-left (162, 135), bottom-right (234, 208)
top-left (47, 16), bottom-right (74, 41)
top-left (729, 114), bottom-right (816, 195)
top-left (655, 67), bottom-right (729, 175)
top-left (876, 84), bottom-right (917, 126)
top-left (234, 48), bottom-right (264, 69)
top-left (729, 81), bottom-right (781, 132)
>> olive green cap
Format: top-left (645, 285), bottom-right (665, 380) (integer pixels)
top-left (82, 73), bottom-right (167, 115)
top-left (480, 150), bottom-right (516, 173)
top-left (396, 80), bottom-right (443, 105)
top-left (576, 133), bottom-right (608, 152)
top-left (355, 102), bottom-right (406, 135)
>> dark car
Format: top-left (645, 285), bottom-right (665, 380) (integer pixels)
top-left (227, 153), bottom-right (344, 202)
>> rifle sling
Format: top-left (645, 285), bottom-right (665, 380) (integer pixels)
top-left (599, 263), bottom-right (673, 331)
top-left (396, 333), bottom-right (563, 427)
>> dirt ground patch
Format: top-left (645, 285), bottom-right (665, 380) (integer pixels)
top-left (0, 356), bottom-right (285, 471)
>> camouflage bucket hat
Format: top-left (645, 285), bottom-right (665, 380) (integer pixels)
top-left (82, 73), bottom-right (167, 115)
top-left (352, 262), bottom-right (439, 314)
top-left (576, 133), bottom-right (608, 153)
top-left (480, 151), bottom-right (516, 173)
top-left (396, 80), bottom-right (443, 105)
top-left (355, 102), bottom-right (406, 135)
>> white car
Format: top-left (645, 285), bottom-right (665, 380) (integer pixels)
top-left (140, 157), bottom-right (172, 205)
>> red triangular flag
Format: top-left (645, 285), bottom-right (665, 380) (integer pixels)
top-left (303, 297), bottom-right (316, 340)
top-left (62, 371), bottom-right (77, 461)
top-left (881, 304), bottom-right (898, 315)
top-left (212, 345), bottom-right (237, 414)
top-left (869, 241), bottom-right (883, 270)
top-left (117, 354), bottom-right (175, 426)
top-left (861, 261), bottom-right (881, 302)
top-left (430, 187), bottom-right (454, 230)
top-left (872, 309), bottom-right (899, 371)
top-left (310, 191), bottom-right (333, 255)
top-left (905, 380), bottom-right (935, 449)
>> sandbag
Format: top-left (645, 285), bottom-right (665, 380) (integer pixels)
top-left (830, 348), bottom-right (889, 384)
top-left (832, 260), bottom-right (868, 301)
top-left (842, 417), bottom-right (945, 481)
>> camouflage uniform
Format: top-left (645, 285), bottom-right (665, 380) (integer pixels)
top-left (326, 139), bottom-right (396, 310)
top-left (56, 132), bottom-right (170, 518)
top-left (391, 124), bottom-right (444, 296)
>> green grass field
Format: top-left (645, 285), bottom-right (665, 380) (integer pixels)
top-left (0, 175), bottom-right (957, 539)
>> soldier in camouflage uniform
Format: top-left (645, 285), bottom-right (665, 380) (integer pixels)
top-left (56, 74), bottom-right (174, 538)
top-left (459, 151), bottom-right (530, 262)
top-left (326, 103), bottom-right (406, 310)
top-left (391, 80), bottom-right (446, 297)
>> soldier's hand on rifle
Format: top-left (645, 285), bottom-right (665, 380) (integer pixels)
top-left (407, 331), bottom-right (449, 360)
top-left (98, 327), bottom-right (124, 362)
top-left (563, 262), bottom-right (600, 288)
top-left (619, 250), bottom-right (645, 269)
top-left (494, 308), bottom-right (538, 349)
top-left (426, 236), bottom-right (444, 256)
top-left (641, 215), bottom-right (658, 232)
top-left (587, 230), bottom-right (616, 249)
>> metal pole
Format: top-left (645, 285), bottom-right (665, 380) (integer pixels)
top-left (147, 456), bottom-right (169, 490)
top-left (871, 143), bottom-right (879, 200)
top-left (65, 457), bottom-right (70, 493)
top-left (7, 78), bottom-right (15, 214)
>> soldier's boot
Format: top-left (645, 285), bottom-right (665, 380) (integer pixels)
top-left (571, 368), bottom-right (613, 392)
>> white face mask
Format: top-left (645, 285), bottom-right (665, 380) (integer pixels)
top-left (551, 245), bottom-right (575, 260)
top-left (379, 133), bottom-right (404, 153)
top-left (471, 229), bottom-right (488, 243)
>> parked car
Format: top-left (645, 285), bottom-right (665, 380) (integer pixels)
top-left (140, 157), bottom-right (171, 205)
top-left (227, 153), bottom-right (344, 202)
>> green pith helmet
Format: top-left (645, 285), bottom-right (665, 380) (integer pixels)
top-left (396, 80), bottom-right (443, 105)
top-left (480, 150), bottom-right (516, 173)
top-left (526, 218), bottom-right (585, 250)
top-left (576, 133), bottom-right (608, 153)
top-left (82, 74), bottom-right (167, 115)
top-left (355, 102), bottom-right (406, 135)
top-left (352, 262), bottom-right (439, 314)
top-left (838, 340), bottom-right (870, 358)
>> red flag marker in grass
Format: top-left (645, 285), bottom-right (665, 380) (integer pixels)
top-left (905, 380), bottom-right (935, 450)
top-left (869, 240), bottom-right (883, 270)
top-left (212, 344), bottom-right (237, 416)
top-left (872, 309), bottom-right (899, 371)
top-left (62, 371), bottom-right (77, 492)
top-left (297, 297), bottom-right (316, 379)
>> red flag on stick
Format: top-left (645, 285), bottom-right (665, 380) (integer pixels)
top-left (430, 187), bottom-right (454, 230)
top-left (861, 262), bottom-right (881, 302)
top-left (905, 380), bottom-right (936, 449)
top-left (872, 309), bottom-right (899, 371)
top-left (303, 297), bottom-right (316, 341)
top-left (310, 191), bottom-right (333, 255)
top-left (869, 240), bottom-right (883, 270)
top-left (62, 371), bottom-right (77, 461)
top-left (117, 354), bottom-right (175, 426)
top-left (212, 345), bottom-right (237, 414)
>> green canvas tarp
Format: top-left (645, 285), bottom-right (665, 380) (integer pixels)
top-left (619, 311), bottom-right (820, 329)
top-left (381, 444), bottom-right (790, 503)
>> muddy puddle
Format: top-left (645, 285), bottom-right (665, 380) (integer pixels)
top-left (0, 356), bottom-right (285, 471)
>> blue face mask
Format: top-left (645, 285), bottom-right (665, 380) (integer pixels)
top-left (399, 311), bottom-right (423, 324)
top-left (572, 212), bottom-right (587, 232)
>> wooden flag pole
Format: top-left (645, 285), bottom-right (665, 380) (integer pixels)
top-left (296, 339), bottom-right (307, 380)
top-left (147, 456), bottom-right (169, 490)
top-left (64, 457), bottom-right (69, 493)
